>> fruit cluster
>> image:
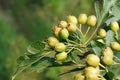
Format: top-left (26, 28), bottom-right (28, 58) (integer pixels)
top-left (47, 14), bottom-right (97, 61)
top-left (46, 14), bottom-right (120, 80)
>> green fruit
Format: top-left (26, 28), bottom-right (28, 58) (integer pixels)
top-left (85, 67), bottom-right (99, 76)
top-left (78, 14), bottom-right (87, 24)
top-left (110, 42), bottom-right (120, 51)
top-left (54, 42), bottom-right (66, 52)
top-left (67, 23), bottom-right (77, 32)
top-left (58, 21), bottom-right (68, 28)
top-left (52, 26), bottom-right (61, 38)
top-left (98, 29), bottom-right (106, 38)
top-left (47, 37), bottom-right (59, 47)
top-left (55, 51), bottom-right (67, 61)
top-left (110, 21), bottom-right (119, 32)
top-left (87, 15), bottom-right (97, 27)
top-left (86, 54), bottom-right (100, 67)
top-left (67, 15), bottom-right (78, 24)
top-left (86, 73), bottom-right (98, 80)
top-left (102, 47), bottom-right (114, 58)
top-left (102, 56), bottom-right (113, 66)
top-left (74, 73), bottom-right (85, 80)
top-left (60, 28), bottom-right (69, 39)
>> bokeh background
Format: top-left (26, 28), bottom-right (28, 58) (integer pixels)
top-left (0, 0), bottom-right (95, 80)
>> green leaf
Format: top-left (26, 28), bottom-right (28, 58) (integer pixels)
top-left (30, 57), bottom-right (54, 73)
top-left (49, 61), bottom-right (74, 67)
top-left (27, 41), bottom-right (45, 54)
top-left (94, 1), bottom-right (101, 20)
top-left (91, 40), bottom-right (104, 56)
top-left (104, 71), bottom-right (114, 80)
top-left (111, 5), bottom-right (120, 18)
top-left (106, 30), bottom-right (116, 45)
top-left (59, 67), bottom-right (85, 76)
top-left (96, 0), bottom-right (117, 27)
top-left (12, 51), bottom-right (53, 80)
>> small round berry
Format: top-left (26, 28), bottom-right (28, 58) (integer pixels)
top-left (67, 23), bottom-right (77, 32)
top-left (78, 14), bottom-right (87, 24)
top-left (110, 42), bottom-right (120, 51)
top-left (74, 73), bottom-right (85, 80)
top-left (60, 28), bottom-right (69, 39)
top-left (102, 47), bottom-right (114, 58)
top-left (86, 73), bottom-right (98, 80)
top-left (87, 15), bottom-right (97, 27)
top-left (86, 54), bottom-right (100, 67)
top-left (47, 37), bottom-right (59, 47)
top-left (58, 21), bottom-right (68, 28)
top-left (54, 42), bottom-right (66, 52)
top-left (55, 51), bottom-right (67, 61)
top-left (102, 56), bottom-right (113, 66)
top-left (98, 29), bottom-right (106, 38)
top-left (85, 67), bottom-right (99, 76)
top-left (67, 15), bottom-right (78, 24)
top-left (52, 26), bottom-right (61, 38)
top-left (110, 21), bottom-right (119, 32)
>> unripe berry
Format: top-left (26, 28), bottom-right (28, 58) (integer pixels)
top-left (47, 37), bottom-right (59, 47)
top-left (102, 56), bottom-right (113, 66)
top-left (86, 73), bottom-right (98, 80)
top-left (55, 51), bottom-right (67, 61)
top-left (110, 42), bottom-right (120, 51)
top-left (74, 73), bottom-right (85, 80)
top-left (87, 15), bottom-right (97, 27)
top-left (67, 23), bottom-right (77, 32)
top-left (67, 15), bottom-right (78, 24)
top-left (60, 28), bottom-right (69, 39)
top-left (58, 21), bottom-right (68, 28)
top-left (110, 21), bottom-right (119, 32)
top-left (98, 29), bottom-right (106, 38)
top-left (102, 47), bottom-right (114, 58)
top-left (52, 26), bottom-right (61, 38)
top-left (78, 14), bottom-right (87, 24)
top-left (54, 42), bottom-right (66, 52)
top-left (86, 54), bottom-right (100, 67)
top-left (85, 67), bottom-right (99, 76)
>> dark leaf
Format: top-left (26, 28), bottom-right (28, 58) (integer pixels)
top-left (104, 71), bottom-right (114, 80)
top-left (59, 67), bottom-right (85, 76)
top-left (49, 61), bottom-right (74, 67)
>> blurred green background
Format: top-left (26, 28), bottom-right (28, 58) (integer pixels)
top-left (0, 0), bottom-right (94, 80)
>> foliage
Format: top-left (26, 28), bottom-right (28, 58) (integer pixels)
top-left (12, 0), bottom-right (120, 80)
